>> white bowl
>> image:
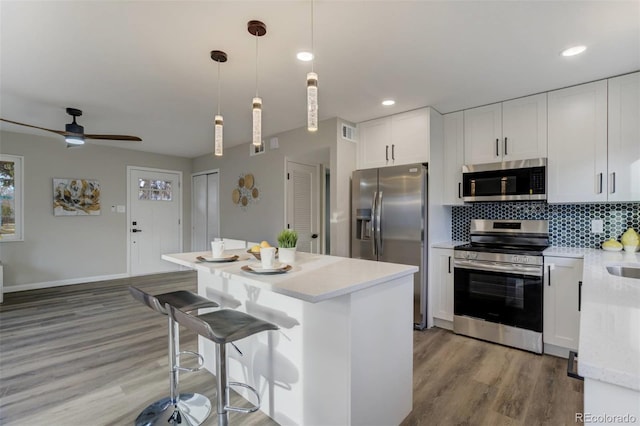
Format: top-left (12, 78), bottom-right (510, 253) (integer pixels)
top-left (623, 245), bottom-right (639, 253)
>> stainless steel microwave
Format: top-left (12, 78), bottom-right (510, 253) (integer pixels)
top-left (462, 158), bottom-right (547, 202)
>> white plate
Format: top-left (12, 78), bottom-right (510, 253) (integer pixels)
top-left (602, 246), bottom-right (623, 252)
top-left (247, 262), bottom-right (288, 273)
top-left (198, 254), bottom-right (239, 262)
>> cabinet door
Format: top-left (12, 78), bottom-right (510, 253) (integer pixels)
top-left (543, 256), bottom-right (583, 352)
top-left (390, 108), bottom-right (429, 166)
top-left (502, 93), bottom-right (547, 161)
top-left (432, 248), bottom-right (454, 322)
top-left (358, 117), bottom-right (392, 169)
top-left (463, 103), bottom-right (502, 165)
top-left (443, 112), bottom-right (464, 205)
top-left (547, 80), bottom-right (608, 203)
top-left (608, 72), bottom-right (640, 202)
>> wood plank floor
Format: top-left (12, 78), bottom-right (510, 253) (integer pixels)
top-left (0, 271), bottom-right (582, 425)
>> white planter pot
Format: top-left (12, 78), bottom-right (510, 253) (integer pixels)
top-left (279, 247), bottom-right (296, 264)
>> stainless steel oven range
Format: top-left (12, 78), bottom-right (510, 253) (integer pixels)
top-left (453, 219), bottom-right (549, 354)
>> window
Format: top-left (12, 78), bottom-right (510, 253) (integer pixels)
top-left (0, 155), bottom-right (24, 241)
top-left (138, 178), bottom-right (173, 201)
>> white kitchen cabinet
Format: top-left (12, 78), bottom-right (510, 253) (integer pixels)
top-left (443, 112), bottom-right (464, 205)
top-left (547, 80), bottom-right (608, 203)
top-left (463, 93), bottom-right (547, 165)
top-left (431, 248), bottom-right (454, 326)
top-left (608, 72), bottom-right (640, 202)
top-left (357, 108), bottom-right (432, 169)
top-left (543, 256), bottom-right (583, 356)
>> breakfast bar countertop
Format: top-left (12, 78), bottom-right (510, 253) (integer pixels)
top-left (162, 250), bottom-right (418, 304)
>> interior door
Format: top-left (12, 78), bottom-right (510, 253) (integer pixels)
top-left (192, 171), bottom-right (219, 251)
top-left (286, 161), bottom-right (320, 253)
top-left (128, 167), bottom-right (182, 275)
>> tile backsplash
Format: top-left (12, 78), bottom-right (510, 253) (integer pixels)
top-left (452, 202), bottom-right (640, 248)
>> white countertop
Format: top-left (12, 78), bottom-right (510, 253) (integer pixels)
top-left (431, 241), bottom-right (467, 249)
top-left (546, 247), bottom-right (640, 391)
top-left (162, 250), bottom-right (418, 304)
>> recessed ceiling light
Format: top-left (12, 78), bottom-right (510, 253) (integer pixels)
top-left (297, 51), bottom-right (314, 61)
top-left (561, 45), bottom-right (587, 57)
top-left (382, 99), bottom-right (395, 106)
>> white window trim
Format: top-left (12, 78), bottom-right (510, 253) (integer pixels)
top-left (0, 154), bottom-right (24, 242)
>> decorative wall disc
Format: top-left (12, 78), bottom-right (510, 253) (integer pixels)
top-left (233, 173), bottom-right (260, 210)
top-left (232, 188), bottom-right (241, 204)
top-left (244, 174), bottom-right (254, 189)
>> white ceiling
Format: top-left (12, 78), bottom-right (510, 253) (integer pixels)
top-left (1, 1), bottom-right (639, 158)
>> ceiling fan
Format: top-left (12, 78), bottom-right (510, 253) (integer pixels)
top-left (0, 107), bottom-right (142, 146)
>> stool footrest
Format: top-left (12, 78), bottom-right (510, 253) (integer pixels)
top-left (224, 382), bottom-right (261, 413)
top-left (176, 350), bottom-right (205, 372)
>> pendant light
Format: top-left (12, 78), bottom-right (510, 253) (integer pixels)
top-left (210, 50), bottom-right (227, 157)
top-left (307, 0), bottom-right (318, 132)
top-left (248, 20), bottom-right (266, 147)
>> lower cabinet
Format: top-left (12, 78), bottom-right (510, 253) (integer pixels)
top-left (431, 248), bottom-right (454, 328)
top-left (543, 256), bottom-right (583, 357)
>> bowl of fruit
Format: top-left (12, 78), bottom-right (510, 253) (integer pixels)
top-left (247, 241), bottom-right (278, 260)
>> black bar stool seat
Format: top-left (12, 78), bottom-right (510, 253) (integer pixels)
top-left (129, 286), bottom-right (219, 426)
top-left (167, 306), bottom-right (278, 426)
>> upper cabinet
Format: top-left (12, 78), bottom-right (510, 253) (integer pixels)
top-left (463, 93), bottom-right (547, 165)
top-left (357, 108), bottom-right (432, 169)
top-left (443, 112), bottom-right (464, 205)
top-left (608, 72), bottom-right (640, 202)
top-left (547, 80), bottom-right (609, 203)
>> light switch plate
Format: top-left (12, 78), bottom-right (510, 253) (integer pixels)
top-left (591, 219), bottom-right (604, 233)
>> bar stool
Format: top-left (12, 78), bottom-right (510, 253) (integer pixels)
top-left (166, 305), bottom-right (279, 426)
top-left (129, 286), bottom-right (219, 426)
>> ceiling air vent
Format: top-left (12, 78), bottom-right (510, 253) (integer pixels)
top-left (341, 123), bottom-right (356, 142)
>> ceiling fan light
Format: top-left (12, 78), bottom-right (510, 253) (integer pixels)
top-left (65, 135), bottom-right (85, 145)
top-left (214, 115), bottom-right (223, 156)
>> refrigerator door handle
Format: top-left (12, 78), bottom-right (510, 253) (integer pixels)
top-left (371, 191), bottom-right (378, 257)
top-left (376, 191), bottom-right (383, 255)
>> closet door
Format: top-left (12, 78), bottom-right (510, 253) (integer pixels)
top-left (192, 172), bottom-right (219, 251)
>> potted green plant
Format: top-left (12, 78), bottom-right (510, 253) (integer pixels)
top-left (277, 229), bottom-right (298, 264)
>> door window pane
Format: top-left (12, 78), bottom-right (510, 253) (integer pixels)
top-left (0, 155), bottom-right (23, 241)
top-left (138, 178), bottom-right (173, 201)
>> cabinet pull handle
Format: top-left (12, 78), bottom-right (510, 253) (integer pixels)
top-left (391, 144), bottom-right (395, 160)
top-left (611, 172), bottom-right (616, 194)
top-left (385, 145), bottom-right (389, 161)
top-left (495, 138), bottom-right (499, 157)
top-left (504, 137), bottom-right (508, 156)
top-left (458, 182), bottom-right (462, 199)
top-left (548, 265), bottom-right (551, 286)
top-left (448, 256), bottom-right (451, 274)
top-left (578, 280), bottom-right (582, 312)
top-left (598, 173), bottom-right (603, 194)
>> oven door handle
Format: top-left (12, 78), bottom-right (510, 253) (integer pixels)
top-left (454, 260), bottom-right (543, 277)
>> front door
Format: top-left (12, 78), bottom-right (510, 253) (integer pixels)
top-left (286, 160), bottom-right (320, 253)
top-left (128, 167), bottom-right (182, 275)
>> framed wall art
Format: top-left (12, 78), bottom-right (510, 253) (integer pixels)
top-left (53, 178), bottom-right (101, 216)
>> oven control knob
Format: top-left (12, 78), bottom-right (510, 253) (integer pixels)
top-left (470, 252), bottom-right (478, 260)
top-left (513, 255), bottom-right (521, 263)
top-left (522, 256), bottom-right (530, 264)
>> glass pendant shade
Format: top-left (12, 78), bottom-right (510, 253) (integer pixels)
top-left (307, 72), bottom-right (318, 131)
top-left (252, 97), bottom-right (262, 146)
top-left (214, 115), bottom-right (223, 156)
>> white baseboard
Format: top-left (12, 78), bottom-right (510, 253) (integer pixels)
top-left (4, 273), bottom-right (129, 293)
top-left (433, 317), bottom-right (454, 330)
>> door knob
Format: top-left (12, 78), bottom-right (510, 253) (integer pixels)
top-left (311, 233), bottom-right (318, 239)
top-left (131, 228), bottom-right (142, 233)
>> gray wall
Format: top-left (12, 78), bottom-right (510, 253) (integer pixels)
top-left (192, 117), bottom-right (357, 256)
top-left (0, 131), bottom-right (192, 288)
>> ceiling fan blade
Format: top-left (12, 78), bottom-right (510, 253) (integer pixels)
top-left (0, 118), bottom-right (66, 136)
top-left (85, 134), bottom-right (142, 142)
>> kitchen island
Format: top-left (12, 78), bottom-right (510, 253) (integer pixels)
top-left (162, 250), bottom-right (418, 426)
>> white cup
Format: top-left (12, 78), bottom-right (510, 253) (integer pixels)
top-left (260, 247), bottom-right (276, 268)
top-left (211, 240), bottom-right (225, 258)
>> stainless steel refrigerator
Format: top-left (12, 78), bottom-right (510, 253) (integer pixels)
top-left (351, 163), bottom-right (428, 329)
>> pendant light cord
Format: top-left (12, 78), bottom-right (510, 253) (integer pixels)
top-left (255, 30), bottom-right (259, 97)
top-left (311, 0), bottom-right (315, 72)
top-left (217, 60), bottom-right (222, 115)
